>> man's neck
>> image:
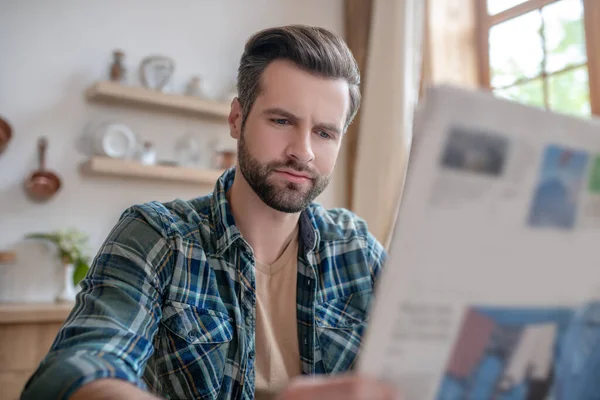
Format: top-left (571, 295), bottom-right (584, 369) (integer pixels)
top-left (227, 170), bottom-right (300, 265)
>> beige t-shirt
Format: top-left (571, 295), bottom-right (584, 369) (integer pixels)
top-left (254, 230), bottom-right (302, 400)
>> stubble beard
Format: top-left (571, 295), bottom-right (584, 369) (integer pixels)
top-left (236, 130), bottom-right (331, 213)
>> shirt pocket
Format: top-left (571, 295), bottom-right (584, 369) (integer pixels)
top-left (315, 290), bottom-right (373, 374)
top-left (156, 301), bottom-right (234, 400)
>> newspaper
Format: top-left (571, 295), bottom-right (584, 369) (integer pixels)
top-left (358, 85), bottom-right (600, 400)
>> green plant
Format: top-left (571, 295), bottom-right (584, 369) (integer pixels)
top-left (25, 228), bottom-right (91, 286)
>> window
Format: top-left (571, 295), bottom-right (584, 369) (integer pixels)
top-left (476, 0), bottom-right (600, 117)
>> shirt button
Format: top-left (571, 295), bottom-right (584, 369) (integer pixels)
top-left (249, 350), bottom-right (255, 359)
top-left (304, 336), bottom-right (308, 346)
top-left (307, 279), bottom-right (311, 287)
top-left (188, 330), bottom-right (199, 340)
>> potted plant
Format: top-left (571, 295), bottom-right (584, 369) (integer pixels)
top-left (25, 228), bottom-right (91, 303)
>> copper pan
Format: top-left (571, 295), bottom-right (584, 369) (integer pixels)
top-left (0, 116), bottom-right (12, 155)
top-left (24, 137), bottom-right (62, 202)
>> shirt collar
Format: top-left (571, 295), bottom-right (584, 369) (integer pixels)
top-left (210, 167), bottom-right (319, 256)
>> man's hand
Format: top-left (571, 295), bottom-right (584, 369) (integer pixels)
top-left (276, 374), bottom-right (401, 400)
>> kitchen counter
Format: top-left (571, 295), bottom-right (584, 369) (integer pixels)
top-left (0, 302), bottom-right (73, 399)
top-left (0, 302), bottom-right (74, 324)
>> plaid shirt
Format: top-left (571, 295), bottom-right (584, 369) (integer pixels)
top-left (22, 167), bottom-right (386, 400)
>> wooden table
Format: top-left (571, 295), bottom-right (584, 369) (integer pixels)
top-left (0, 303), bottom-right (73, 400)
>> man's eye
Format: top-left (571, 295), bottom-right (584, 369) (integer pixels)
top-left (317, 131), bottom-right (331, 139)
top-left (272, 118), bottom-right (290, 126)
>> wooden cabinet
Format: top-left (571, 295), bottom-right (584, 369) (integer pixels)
top-left (0, 303), bottom-right (73, 400)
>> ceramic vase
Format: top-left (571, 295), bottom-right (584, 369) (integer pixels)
top-left (185, 76), bottom-right (205, 97)
top-left (56, 263), bottom-right (77, 303)
top-left (109, 50), bottom-right (127, 84)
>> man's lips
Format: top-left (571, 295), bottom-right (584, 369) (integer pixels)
top-left (274, 169), bottom-right (313, 183)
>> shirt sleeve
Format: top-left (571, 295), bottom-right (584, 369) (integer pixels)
top-left (21, 206), bottom-right (174, 400)
top-left (366, 231), bottom-right (388, 287)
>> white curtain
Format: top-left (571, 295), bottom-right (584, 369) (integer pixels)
top-left (351, 0), bottom-right (425, 248)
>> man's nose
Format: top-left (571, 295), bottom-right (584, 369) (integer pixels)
top-left (286, 128), bottom-right (315, 163)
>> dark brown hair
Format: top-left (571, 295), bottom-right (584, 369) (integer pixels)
top-left (237, 25), bottom-right (361, 131)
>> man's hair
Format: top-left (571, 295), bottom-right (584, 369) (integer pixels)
top-left (237, 24), bottom-right (361, 131)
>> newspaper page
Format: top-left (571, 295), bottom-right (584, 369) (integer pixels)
top-left (358, 85), bottom-right (600, 400)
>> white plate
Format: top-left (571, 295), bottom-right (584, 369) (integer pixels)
top-left (95, 123), bottom-right (136, 159)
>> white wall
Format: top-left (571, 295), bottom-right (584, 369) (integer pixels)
top-left (0, 0), bottom-right (346, 303)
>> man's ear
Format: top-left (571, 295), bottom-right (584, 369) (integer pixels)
top-left (228, 98), bottom-right (243, 140)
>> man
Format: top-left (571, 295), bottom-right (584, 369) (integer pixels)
top-left (22, 25), bottom-right (399, 400)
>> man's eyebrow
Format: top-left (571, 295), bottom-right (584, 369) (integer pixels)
top-left (262, 108), bottom-right (299, 122)
top-left (263, 107), bottom-right (341, 135)
top-left (314, 122), bottom-right (341, 135)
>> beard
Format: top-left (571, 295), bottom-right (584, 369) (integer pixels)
top-left (237, 131), bottom-right (331, 213)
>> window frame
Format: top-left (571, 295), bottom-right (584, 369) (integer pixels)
top-left (474, 0), bottom-right (600, 115)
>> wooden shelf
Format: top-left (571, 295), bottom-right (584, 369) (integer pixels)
top-left (81, 157), bottom-right (224, 185)
top-left (85, 81), bottom-right (231, 120)
top-left (0, 303), bottom-right (74, 324)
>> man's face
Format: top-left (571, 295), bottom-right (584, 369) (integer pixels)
top-left (231, 59), bottom-right (349, 213)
